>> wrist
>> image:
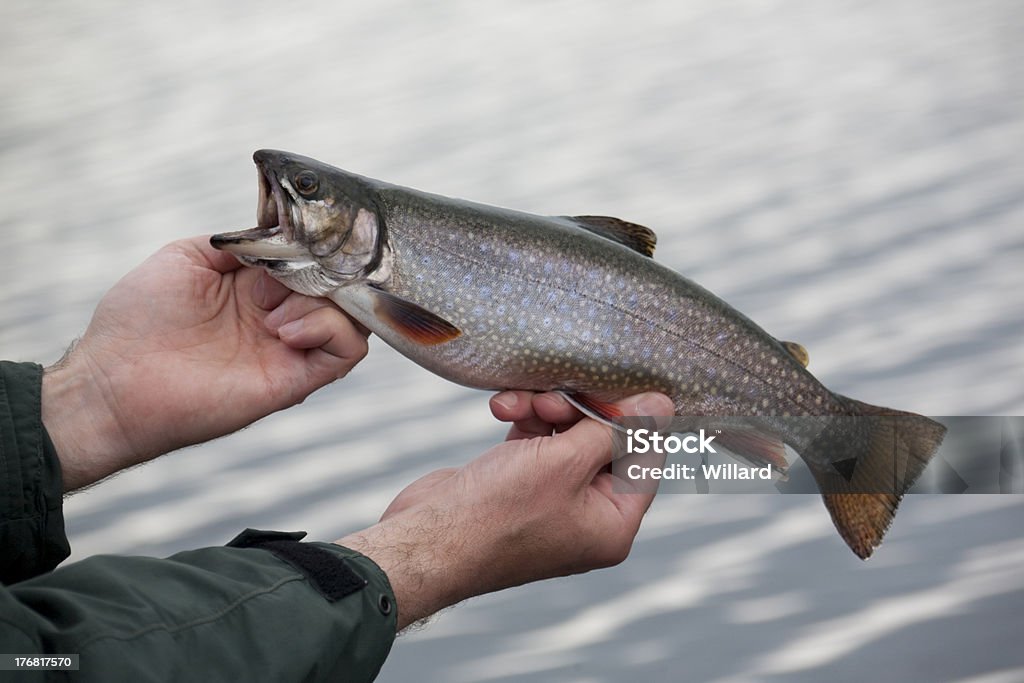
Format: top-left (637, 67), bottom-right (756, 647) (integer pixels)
top-left (336, 511), bottom-right (464, 631)
top-left (41, 349), bottom-right (133, 491)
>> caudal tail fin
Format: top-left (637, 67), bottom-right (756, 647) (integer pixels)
top-left (807, 397), bottom-right (947, 559)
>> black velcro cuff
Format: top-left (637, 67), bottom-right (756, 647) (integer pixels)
top-left (226, 528), bottom-right (368, 602)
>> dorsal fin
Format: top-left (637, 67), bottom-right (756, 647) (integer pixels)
top-left (780, 340), bottom-right (810, 367)
top-left (562, 215), bottom-right (657, 257)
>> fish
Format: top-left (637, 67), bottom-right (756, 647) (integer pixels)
top-left (211, 149), bottom-right (947, 559)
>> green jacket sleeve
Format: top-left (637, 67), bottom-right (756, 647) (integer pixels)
top-left (0, 362), bottom-right (397, 681)
top-left (0, 362), bottom-right (70, 583)
top-left (1, 534), bottom-right (397, 681)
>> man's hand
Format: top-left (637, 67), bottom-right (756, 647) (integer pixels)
top-left (337, 390), bottom-right (673, 631)
top-left (42, 236), bottom-right (368, 491)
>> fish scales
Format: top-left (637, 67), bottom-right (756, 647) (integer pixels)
top-left (211, 150), bottom-right (947, 559)
top-left (377, 185), bottom-right (835, 417)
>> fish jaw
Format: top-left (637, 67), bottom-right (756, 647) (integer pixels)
top-left (209, 226), bottom-right (309, 262)
top-left (210, 153), bottom-right (309, 266)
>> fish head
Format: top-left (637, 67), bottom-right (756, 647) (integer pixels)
top-left (210, 150), bottom-right (388, 296)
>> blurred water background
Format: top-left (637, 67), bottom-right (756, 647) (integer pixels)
top-left (2, 1), bottom-right (1023, 681)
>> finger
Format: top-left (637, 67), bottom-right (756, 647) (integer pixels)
top-left (592, 403), bottom-right (673, 519)
top-left (278, 306), bottom-right (369, 355)
top-left (182, 235), bottom-right (246, 274)
top-left (489, 391), bottom-right (584, 426)
top-left (278, 308), bottom-right (369, 378)
top-left (499, 393), bottom-right (557, 441)
top-left (264, 292), bottom-right (334, 333)
top-left (253, 272), bottom-right (292, 311)
top-left (531, 392), bottom-right (584, 426)
top-left (505, 416), bottom-right (556, 442)
top-left (557, 392), bottom-right (675, 473)
top-left (489, 391), bottom-right (539, 422)
top-left (591, 468), bottom-right (662, 530)
top-left (566, 394), bottom-right (673, 529)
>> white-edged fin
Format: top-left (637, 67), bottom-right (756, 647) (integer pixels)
top-left (367, 287), bottom-right (461, 345)
top-left (558, 391), bottom-right (630, 433)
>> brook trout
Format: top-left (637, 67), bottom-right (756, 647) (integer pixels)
top-left (212, 150), bottom-right (946, 559)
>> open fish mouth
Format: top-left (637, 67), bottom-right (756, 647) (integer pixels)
top-left (210, 160), bottom-right (306, 261)
top-left (255, 162), bottom-right (296, 237)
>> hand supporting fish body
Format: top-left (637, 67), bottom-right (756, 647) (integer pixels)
top-left (212, 150), bottom-right (945, 559)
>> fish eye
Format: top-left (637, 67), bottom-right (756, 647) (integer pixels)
top-left (295, 170), bottom-right (319, 196)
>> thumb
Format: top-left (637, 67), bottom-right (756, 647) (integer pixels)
top-left (557, 392), bottom-right (675, 474)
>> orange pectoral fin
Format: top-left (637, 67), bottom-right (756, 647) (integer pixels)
top-left (369, 287), bottom-right (462, 345)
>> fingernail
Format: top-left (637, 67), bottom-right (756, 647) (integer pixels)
top-left (635, 393), bottom-right (673, 417)
top-left (278, 318), bottom-right (304, 337)
top-left (265, 308), bottom-right (284, 331)
top-left (492, 392), bottom-right (518, 410)
top-left (253, 276), bottom-right (266, 307)
top-left (547, 391), bottom-right (567, 406)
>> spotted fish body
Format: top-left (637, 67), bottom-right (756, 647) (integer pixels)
top-left (365, 188), bottom-right (824, 415)
top-left (212, 150), bottom-right (946, 559)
